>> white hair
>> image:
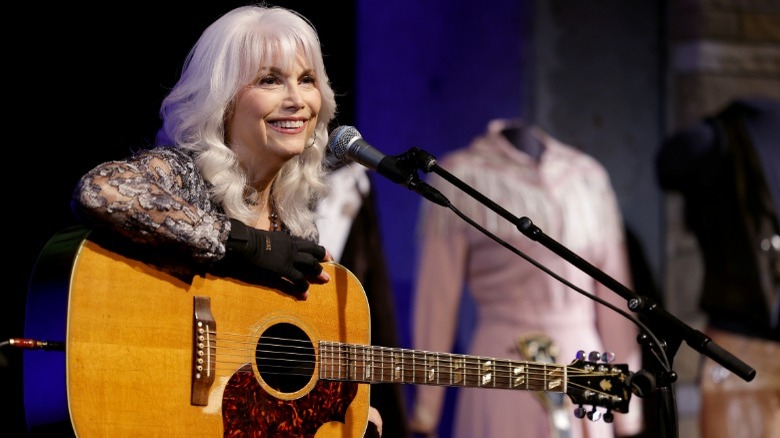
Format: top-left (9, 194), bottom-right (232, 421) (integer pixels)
top-left (159, 5), bottom-right (336, 240)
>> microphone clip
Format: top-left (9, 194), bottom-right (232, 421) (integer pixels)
top-left (391, 148), bottom-right (449, 207)
top-left (397, 147), bottom-right (438, 174)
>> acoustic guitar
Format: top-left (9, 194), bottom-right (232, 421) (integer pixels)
top-left (23, 227), bottom-right (633, 437)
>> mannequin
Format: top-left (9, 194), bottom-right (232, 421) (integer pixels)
top-left (657, 97), bottom-right (779, 438)
top-left (499, 120), bottom-right (544, 162)
top-left (410, 117), bottom-right (644, 438)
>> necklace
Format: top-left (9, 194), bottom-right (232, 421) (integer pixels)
top-left (269, 201), bottom-right (280, 231)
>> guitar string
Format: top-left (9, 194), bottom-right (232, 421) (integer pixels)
top-left (207, 364), bottom-right (617, 400)
top-left (208, 331), bottom-right (618, 372)
top-left (207, 331), bottom-right (616, 377)
top-left (211, 335), bottom-right (591, 381)
top-left (198, 330), bottom-right (625, 398)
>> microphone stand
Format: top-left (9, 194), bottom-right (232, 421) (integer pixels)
top-left (395, 146), bottom-right (756, 438)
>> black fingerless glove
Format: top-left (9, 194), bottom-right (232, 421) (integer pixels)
top-left (226, 219), bottom-right (326, 294)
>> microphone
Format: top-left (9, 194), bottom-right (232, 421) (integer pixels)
top-left (327, 125), bottom-right (414, 185)
top-left (327, 126), bottom-right (449, 206)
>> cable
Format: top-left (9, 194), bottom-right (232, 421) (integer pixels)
top-left (448, 203), bottom-right (672, 372)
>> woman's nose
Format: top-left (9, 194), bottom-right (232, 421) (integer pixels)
top-left (284, 85), bottom-right (305, 109)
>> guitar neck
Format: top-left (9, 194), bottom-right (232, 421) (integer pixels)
top-left (319, 341), bottom-right (567, 393)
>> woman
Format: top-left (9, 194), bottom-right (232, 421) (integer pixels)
top-left (72, 5), bottom-right (382, 436)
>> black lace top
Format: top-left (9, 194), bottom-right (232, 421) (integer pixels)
top-left (71, 146), bottom-right (230, 268)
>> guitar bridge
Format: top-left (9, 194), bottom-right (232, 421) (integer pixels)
top-left (191, 296), bottom-right (216, 406)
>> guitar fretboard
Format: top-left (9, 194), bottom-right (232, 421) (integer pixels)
top-left (318, 341), bottom-right (567, 393)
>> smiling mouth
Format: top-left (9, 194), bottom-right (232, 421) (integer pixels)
top-left (269, 120), bottom-right (305, 129)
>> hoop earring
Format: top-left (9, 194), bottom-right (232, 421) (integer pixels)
top-left (305, 132), bottom-right (317, 149)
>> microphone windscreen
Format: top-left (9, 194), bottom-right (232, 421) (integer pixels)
top-left (327, 125), bottom-right (361, 160)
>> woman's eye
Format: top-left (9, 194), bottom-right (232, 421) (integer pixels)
top-left (258, 75), bottom-right (280, 86)
top-left (300, 74), bottom-right (316, 85)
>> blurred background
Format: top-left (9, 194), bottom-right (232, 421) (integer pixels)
top-left (3, 0), bottom-right (778, 436)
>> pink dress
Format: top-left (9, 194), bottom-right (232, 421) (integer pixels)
top-left (411, 119), bottom-right (644, 438)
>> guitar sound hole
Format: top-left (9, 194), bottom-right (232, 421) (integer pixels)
top-left (256, 323), bottom-right (314, 393)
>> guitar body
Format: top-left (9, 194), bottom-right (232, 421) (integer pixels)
top-left (24, 228), bottom-right (370, 437)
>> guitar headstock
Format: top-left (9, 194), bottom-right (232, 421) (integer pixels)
top-left (565, 350), bottom-right (632, 422)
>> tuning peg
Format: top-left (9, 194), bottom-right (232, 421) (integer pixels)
top-left (588, 351), bottom-right (601, 362)
top-left (603, 410), bottom-right (615, 423)
top-left (601, 351), bottom-right (616, 363)
top-left (573, 405), bottom-right (587, 419)
top-left (586, 407), bottom-right (601, 422)
top-left (575, 350), bottom-right (586, 360)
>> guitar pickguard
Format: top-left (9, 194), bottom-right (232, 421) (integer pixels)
top-left (222, 364), bottom-right (357, 436)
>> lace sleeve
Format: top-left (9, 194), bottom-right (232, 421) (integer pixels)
top-left (71, 147), bottom-right (230, 265)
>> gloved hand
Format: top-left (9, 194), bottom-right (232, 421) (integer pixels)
top-left (225, 218), bottom-right (327, 297)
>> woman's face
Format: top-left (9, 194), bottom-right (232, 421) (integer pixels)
top-left (227, 55), bottom-right (321, 183)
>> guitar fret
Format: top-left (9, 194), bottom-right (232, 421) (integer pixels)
top-left (365, 346), bottom-right (372, 381)
top-left (354, 345), bottom-right (361, 380)
top-left (394, 350), bottom-right (402, 382)
top-left (339, 344), bottom-right (344, 380)
top-left (445, 354), bottom-right (451, 386)
top-left (412, 351), bottom-right (416, 384)
top-left (350, 345), bottom-right (355, 380)
top-left (319, 342), bottom-right (326, 379)
top-left (386, 347), bottom-right (393, 382)
top-left (395, 349), bottom-right (403, 382)
top-left (388, 347), bottom-right (394, 382)
top-left (495, 359), bottom-right (504, 388)
top-left (404, 351), bottom-right (417, 385)
top-left (375, 347), bottom-right (382, 382)
top-left (480, 359), bottom-right (494, 387)
top-left (426, 352), bottom-right (431, 384)
top-left (351, 345), bottom-right (356, 380)
top-left (494, 359), bottom-right (506, 388)
top-left (358, 345), bottom-right (364, 380)
top-left (335, 342), bottom-right (340, 379)
top-left (547, 364), bottom-right (564, 392)
top-left (381, 348), bottom-right (386, 381)
top-left (467, 356), bottom-right (476, 387)
top-left (504, 360), bottom-right (516, 389)
top-left (375, 346), bottom-right (382, 382)
top-left (361, 345), bottom-right (368, 380)
top-left (454, 355), bottom-right (465, 385)
top-left (429, 353), bottom-right (435, 384)
top-left (331, 342), bottom-right (336, 380)
top-left (418, 351), bottom-right (423, 383)
top-left (390, 349), bottom-right (396, 381)
top-left (333, 343), bottom-right (340, 380)
top-left (424, 352), bottom-right (430, 384)
top-left (350, 344), bottom-right (355, 379)
top-left (511, 360), bottom-right (527, 389)
top-left (452, 354), bottom-right (457, 385)
top-left (319, 342), bottom-right (327, 379)
top-left (334, 342), bottom-right (339, 380)
top-left (415, 352), bottom-right (420, 384)
top-left (337, 342), bottom-right (349, 380)
top-left (411, 350), bottom-right (416, 384)
top-left (358, 344), bottom-right (367, 382)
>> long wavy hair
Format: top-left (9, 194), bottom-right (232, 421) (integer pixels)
top-left (159, 5), bottom-right (336, 241)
